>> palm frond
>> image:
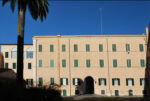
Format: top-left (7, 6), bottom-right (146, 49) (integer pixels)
top-left (2, 0), bottom-right (18, 12)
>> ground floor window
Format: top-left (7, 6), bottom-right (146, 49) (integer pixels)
top-left (128, 90), bottom-right (133, 96)
top-left (101, 90), bottom-right (105, 95)
top-left (114, 90), bottom-right (119, 96)
top-left (26, 79), bottom-right (33, 86)
top-left (63, 89), bottom-right (67, 96)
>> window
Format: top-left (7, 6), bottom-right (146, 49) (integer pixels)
top-left (98, 78), bottom-right (106, 86)
top-left (113, 59), bottom-right (117, 67)
top-left (86, 44), bottom-right (90, 52)
top-left (139, 44), bottom-right (144, 52)
top-left (26, 48), bottom-right (33, 58)
top-left (62, 59), bottom-right (66, 68)
top-left (26, 79), bottom-right (33, 86)
top-left (86, 59), bottom-right (91, 68)
top-left (28, 63), bottom-right (32, 69)
top-left (50, 59), bottom-right (54, 67)
top-left (12, 63), bottom-right (16, 69)
top-left (62, 44), bottom-right (66, 52)
top-left (5, 62), bottom-right (8, 69)
top-left (11, 48), bottom-right (17, 58)
top-left (127, 59), bottom-right (131, 68)
top-left (39, 59), bottom-right (42, 67)
top-left (129, 90), bottom-right (133, 96)
top-left (38, 45), bottom-right (42, 52)
top-left (140, 78), bottom-right (148, 86)
top-left (62, 89), bottom-right (67, 96)
top-left (60, 78), bottom-right (68, 85)
top-left (99, 44), bottom-right (103, 52)
top-left (38, 77), bottom-right (43, 86)
top-left (73, 78), bottom-right (80, 85)
top-left (99, 59), bottom-right (104, 67)
top-left (50, 44), bottom-right (54, 52)
top-left (74, 59), bottom-right (78, 67)
top-left (74, 44), bottom-right (78, 52)
top-left (101, 90), bottom-right (105, 95)
top-left (126, 44), bottom-right (130, 52)
top-left (112, 44), bottom-right (116, 52)
top-left (112, 78), bottom-right (120, 86)
top-left (50, 78), bottom-right (54, 85)
top-left (115, 90), bottom-right (119, 96)
top-left (126, 78), bottom-right (134, 86)
top-left (5, 52), bottom-right (8, 58)
top-left (140, 59), bottom-right (145, 67)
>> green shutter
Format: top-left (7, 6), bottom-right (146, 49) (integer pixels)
top-left (62, 44), bottom-right (66, 52)
top-left (112, 79), bottom-right (114, 86)
top-left (118, 79), bottom-right (120, 86)
top-left (139, 44), bottom-right (144, 52)
top-left (66, 78), bottom-right (68, 85)
top-left (74, 59), bottom-right (78, 67)
top-left (112, 44), bottom-right (116, 52)
top-left (5, 52), bottom-right (8, 58)
top-left (98, 79), bottom-right (101, 85)
top-left (104, 79), bottom-right (107, 85)
top-left (140, 59), bottom-right (145, 67)
top-left (127, 59), bottom-right (131, 67)
top-left (132, 79), bottom-right (134, 86)
top-left (86, 44), bottom-right (90, 52)
top-left (63, 89), bottom-right (67, 96)
top-left (140, 78), bottom-right (142, 86)
top-left (39, 59), bottom-right (42, 67)
top-left (99, 44), bottom-right (103, 52)
top-left (50, 60), bottom-right (54, 67)
top-left (60, 78), bottom-right (63, 85)
top-left (50, 44), bottom-right (54, 52)
top-left (28, 63), bottom-right (31, 69)
top-left (74, 44), bottom-right (78, 52)
top-left (86, 59), bottom-right (90, 68)
top-left (126, 44), bottom-right (130, 52)
top-left (113, 59), bottom-right (117, 67)
top-left (39, 77), bottom-right (43, 85)
top-left (126, 79), bottom-right (128, 86)
top-left (38, 45), bottom-right (42, 52)
top-left (5, 63), bottom-right (8, 69)
top-left (50, 78), bottom-right (54, 85)
top-left (100, 59), bottom-right (104, 67)
top-left (62, 59), bottom-right (66, 67)
top-left (73, 78), bottom-right (75, 85)
top-left (12, 63), bottom-right (16, 69)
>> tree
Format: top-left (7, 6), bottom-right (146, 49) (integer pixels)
top-left (2, 0), bottom-right (49, 100)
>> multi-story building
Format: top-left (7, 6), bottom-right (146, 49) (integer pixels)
top-left (0, 27), bottom-right (150, 97)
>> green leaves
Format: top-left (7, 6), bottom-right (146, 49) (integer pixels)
top-left (2, 0), bottom-right (18, 12)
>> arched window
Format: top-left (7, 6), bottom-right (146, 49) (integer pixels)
top-left (11, 48), bottom-right (17, 58)
top-left (26, 48), bottom-right (33, 58)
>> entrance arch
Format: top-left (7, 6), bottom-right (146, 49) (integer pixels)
top-left (84, 76), bottom-right (94, 94)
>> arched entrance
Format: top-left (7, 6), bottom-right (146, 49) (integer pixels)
top-left (84, 76), bottom-right (94, 94)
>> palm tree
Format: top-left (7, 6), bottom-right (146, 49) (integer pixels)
top-left (2, 0), bottom-right (49, 99)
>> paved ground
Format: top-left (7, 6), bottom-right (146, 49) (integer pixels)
top-left (63, 94), bottom-right (150, 101)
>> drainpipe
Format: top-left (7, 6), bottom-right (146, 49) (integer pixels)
top-left (57, 35), bottom-right (61, 85)
top-left (33, 39), bottom-right (37, 87)
top-left (69, 39), bottom-right (72, 96)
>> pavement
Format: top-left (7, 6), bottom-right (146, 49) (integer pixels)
top-left (63, 94), bottom-right (150, 101)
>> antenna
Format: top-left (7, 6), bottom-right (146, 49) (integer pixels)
top-left (99, 8), bottom-right (103, 34)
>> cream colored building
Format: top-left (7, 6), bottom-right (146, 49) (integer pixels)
top-left (0, 30), bottom-right (150, 96)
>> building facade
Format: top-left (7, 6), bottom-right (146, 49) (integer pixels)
top-left (0, 33), bottom-right (150, 96)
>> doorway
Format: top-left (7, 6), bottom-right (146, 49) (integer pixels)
top-left (84, 76), bottom-right (94, 94)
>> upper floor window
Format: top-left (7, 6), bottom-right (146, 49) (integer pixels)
top-left (50, 44), bottom-right (54, 52)
top-left (126, 44), bottom-right (130, 52)
top-left (74, 44), bottom-right (78, 52)
top-left (28, 63), bottom-right (32, 69)
top-left (112, 44), bottom-right (117, 52)
top-left (5, 52), bottom-right (9, 58)
top-left (74, 59), bottom-right (78, 67)
top-left (62, 44), bottom-right (66, 52)
top-left (50, 78), bottom-right (54, 85)
top-left (12, 63), bottom-right (16, 69)
top-left (99, 44), bottom-right (103, 52)
top-left (127, 59), bottom-right (131, 68)
top-left (62, 59), bottom-right (66, 68)
top-left (50, 59), bottom-right (54, 67)
top-left (72, 78), bottom-right (80, 85)
top-left (86, 44), bottom-right (90, 52)
top-left (112, 78), bottom-right (120, 86)
top-left (98, 78), bottom-right (106, 86)
top-left (139, 44), bottom-right (144, 52)
top-left (38, 77), bottom-right (43, 86)
top-left (39, 59), bottom-right (43, 67)
top-left (126, 78), bottom-right (134, 86)
top-left (99, 59), bottom-right (104, 67)
top-left (140, 59), bottom-right (145, 67)
top-left (38, 45), bottom-right (42, 52)
top-left (86, 59), bottom-right (91, 68)
top-left (26, 48), bottom-right (33, 58)
top-left (5, 62), bottom-right (8, 69)
top-left (113, 59), bottom-right (117, 68)
top-left (11, 48), bottom-right (17, 58)
top-left (60, 78), bottom-right (68, 85)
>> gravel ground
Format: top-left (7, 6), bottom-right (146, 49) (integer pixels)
top-left (63, 94), bottom-right (150, 101)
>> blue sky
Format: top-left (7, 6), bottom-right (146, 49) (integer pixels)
top-left (0, 1), bottom-right (150, 43)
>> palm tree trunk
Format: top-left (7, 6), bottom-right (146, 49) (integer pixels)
top-left (17, 4), bottom-right (26, 100)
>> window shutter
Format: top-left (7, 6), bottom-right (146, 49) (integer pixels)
top-left (99, 44), bottom-right (103, 52)
top-left (86, 44), bottom-right (90, 52)
top-left (140, 79), bottom-right (142, 86)
top-left (126, 79), bottom-right (128, 86)
top-left (118, 79), bottom-right (120, 86)
top-left (62, 44), bottom-right (66, 52)
top-left (62, 59), bottom-right (66, 67)
top-left (39, 60), bottom-right (42, 67)
top-left (132, 79), bottom-right (134, 86)
top-left (112, 44), bottom-right (116, 52)
top-left (126, 44), bottom-right (130, 52)
top-left (50, 60), bottom-right (54, 67)
top-left (28, 63), bottom-right (31, 69)
top-left (100, 60), bottom-right (104, 67)
top-left (78, 78), bottom-right (80, 85)
top-left (60, 78), bottom-right (63, 85)
top-left (98, 79), bottom-right (101, 85)
top-left (66, 78), bottom-right (68, 85)
top-left (113, 59), bottom-right (117, 67)
top-left (38, 45), bottom-right (42, 52)
top-left (13, 63), bottom-right (16, 69)
top-left (50, 45), bottom-right (54, 52)
top-left (74, 44), bottom-right (78, 52)
top-left (73, 78), bottom-right (75, 85)
top-left (74, 60), bottom-right (78, 67)
top-left (5, 52), bottom-right (8, 58)
top-left (139, 44), bottom-right (144, 52)
top-left (86, 59), bottom-right (90, 67)
top-left (104, 79), bottom-right (106, 85)
top-left (112, 79), bottom-right (114, 86)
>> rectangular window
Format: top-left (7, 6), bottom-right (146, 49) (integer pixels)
top-left (62, 89), bottom-right (67, 96)
top-left (62, 59), bottom-right (66, 68)
top-left (139, 44), bottom-right (144, 52)
top-left (101, 90), bottom-right (105, 95)
top-left (26, 79), bottom-right (33, 86)
top-left (98, 78), bottom-right (106, 86)
top-left (5, 52), bottom-right (8, 58)
top-left (73, 78), bottom-right (79, 85)
top-left (26, 51), bottom-right (33, 58)
top-left (140, 78), bottom-right (148, 86)
top-left (126, 78), bottom-right (134, 86)
top-left (28, 63), bottom-right (32, 69)
top-left (112, 78), bottom-right (120, 86)
top-left (113, 59), bottom-right (117, 67)
top-left (140, 59), bottom-right (145, 67)
top-left (126, 44), bottom-right (130, 52)
top-left (50, 78), bottom-right (54, 85)
top-left (127, 59), bottom-right (131, 68)
top-left (38, 77), bottom-right (43, 86)
top-left (38, 45), bottom-right (42, 52)
top-left (39, 59), bottom-right (42, 67)
top-left (60, 78), bottom-right (68, 85)
top-left (99, 59), bottom-right (104, 67)
top-left (112, 44), bottom-right (117, 52)
top-left (74, 44), bottom-right (78, 52)
top-left (12, 63), bottom-right (16, 69)
top-left (50, 44), bottom-right (54, 52)
top-left (62, 44), bottom-right (66, 52)
top-left (99, 44), bottom-right (103, 52)
top-left (50, 59), bottom-right (54, 67)
top-left (74, 59), bottom-right (78, 67)
top-left (86, 59), bottom-right (91, 68)
top-left (86, 44), bottom-right (90, 52)
top-left (5, 62), bottom-right (8, 69)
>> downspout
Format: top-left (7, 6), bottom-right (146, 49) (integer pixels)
top-left (33, 39), bottom-right (37, 87)
top-left (57, 35), bottom-right (60, 85)
top-left (69, 39), bottom-right (72, 96)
